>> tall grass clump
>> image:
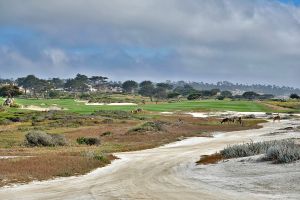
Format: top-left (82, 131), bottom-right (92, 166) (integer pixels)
top-left (25, 131), bottom-right (67, 147)
top-left (221, 140), bottom-right (277, 158)
top-left (76, 137), bottom-right (101, 146)
top-left (264, 140), bottom-right (300, 163)
top-left (221, 140), bottom-right (300, 164)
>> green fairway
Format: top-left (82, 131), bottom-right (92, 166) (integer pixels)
top-left (13, 98), bottom-right (272, 114)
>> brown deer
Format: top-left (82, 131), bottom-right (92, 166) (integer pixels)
top-left (221, 117), bottom-right (234, 124)
top-left (131, 108), bottom-right (143, 114)
top-left (273, 115), bottom-right (281, 122)
top-left (235, 117), bottom-right (243, 125)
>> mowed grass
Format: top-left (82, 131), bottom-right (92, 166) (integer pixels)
top-left (14, 98), bottom-right (272, 114)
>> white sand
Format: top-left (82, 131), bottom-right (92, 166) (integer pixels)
top-left (20, 105), bottom-right (65, 111)
top-left (107, 103), bottom-right (137, 106)
top-left (1, 120), bottom-right (299, 199)
top-left (160, 112), bottom-right (174, 115)
top-left (186, 111), bottom-right (292, 119)
top-left (84, 102), bottom-right (137, 106)
top-left (84, 102), bottom-right (105, 106)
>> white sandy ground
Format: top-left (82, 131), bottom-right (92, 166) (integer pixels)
top-left (0, 119), bottom-right (300, 200)
top-left (0, 156), bottom-right (19, 160)
top-left (160, 112), bottom-right (174, 115)
top-left (84, 102), bottom-right (137, 106)
top-left (20, 105), bottom-right (65, 112)
top-left (74, 99), bottom-right (137, 106)
top-left (186, 111), bottom-right (293, 119)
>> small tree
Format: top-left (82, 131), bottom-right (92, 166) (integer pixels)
top-left (139, 81), bottom-right (155, 101)
top-left (187, 93), bottom-right (201, 100)
top-left (0, 85), bottom-right (22, 97)
top-left (122, 80), bottom-right (138, 93)
top-left (242, 91), bottom-right (260, 100)
top-left (210, 89), bottom-right (220, 96)
top-left (220, 91), bottom-right (233, 98)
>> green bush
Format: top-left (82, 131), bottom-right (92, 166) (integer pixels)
top-left (187, 93), bottom-right (201, 100)
top-left (129, 121), bottom-right (169, 133)
top-left (82, 151), bottom-right (110, 163)
top-left (25, 131), bottom-right (67, 147)
top-left (76, 137), bottom-right (101, 146)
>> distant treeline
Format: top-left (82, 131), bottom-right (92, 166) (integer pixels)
top-left (0, 75), bottom-right (299, 99)
top-left (186, 81), bottom-right (300, 96)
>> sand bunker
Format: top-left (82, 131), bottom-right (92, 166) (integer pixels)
top-left (160, 112), bottom-right (174, 115)
top-left (21, 105), bottom-right (65, 111)
top-left (74, 99), bottom-right (137, 106)
top-left (85, 102), bottom-right (137, 106)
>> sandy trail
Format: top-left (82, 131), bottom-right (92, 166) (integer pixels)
top-left (1, 120), bottom-right (299, 200)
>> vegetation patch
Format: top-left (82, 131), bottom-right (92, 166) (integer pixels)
top-left (25, 131), bottom-right (67, 147)
top-left (76, 137), bottom-right (101, 146)
top-left (197, 140), bottom-right (300, 165)
top-left (196, 153), bottom-right (224, 165)
top-left (128, 121), bottom-right (170, 133)
top-left (263, 140), bottom-right (300, 163)
top-left (0, 153), bottom-right (114, 187)
top-left (92, 110), bottom-right (132, 119)
top-left (101, 131), bottom-right (113, 136)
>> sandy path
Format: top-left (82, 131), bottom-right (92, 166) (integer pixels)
top-left (0, 120), bottom-right (299, 200)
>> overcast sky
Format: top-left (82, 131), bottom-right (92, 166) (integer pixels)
top-left (0, 0), bottom-right (300, 87)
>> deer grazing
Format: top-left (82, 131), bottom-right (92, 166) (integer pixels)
top-left (273, 115), bottom-right (281, 122)
top-left (131, 108), bottom-right (143, 114)
top-left (221, 117), bottom-right (234, 124)
top-left (221, 116), bottom-right (243, 125)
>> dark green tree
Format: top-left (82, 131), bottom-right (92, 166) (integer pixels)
top-left (0, 85), bottom-right (22, 97)
top-left (242, 91), bottom-right (260, 100)
top-left (220, 91), bottom-right (233, 98)
top-left (122, 80), bottom-right (138, 93)
top-left (64, 74), bottom-right (89, 93)
top-left (139, 81), bottom-right (155, 101)
top-left (16, 75), bottom-right (39, 95)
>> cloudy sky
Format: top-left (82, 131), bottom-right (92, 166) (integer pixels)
top-left (0, 0), bottom-right (300, 87)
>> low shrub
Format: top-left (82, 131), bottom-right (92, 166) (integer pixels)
top-left (101, 131), bottom-right (113, 136)
top-left (221, 140), bottom-right (300, 164)
top-left (129, 121), bottom-right (169, 133)
top-left (187, 93), bottom-right (201, 100)
top-left (76, 137), bottom-right (101, 146)
top-left (221, 140), bottom-right (278, 159)
top-left (51, 134), bottom-right (68, 146)
top-left (92, 110), bottom-right (132, 119)
top-left (25, 131), bottom-right (67, 147)
top-left (82, 151), bottom-right (111, 163)
top-left (264, 140), bottom-right (300, 163)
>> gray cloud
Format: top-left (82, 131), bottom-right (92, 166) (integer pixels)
top-left (0, 0), bottom-right (299, 87)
